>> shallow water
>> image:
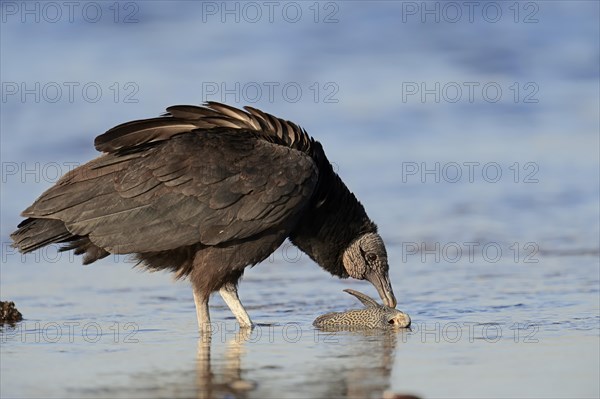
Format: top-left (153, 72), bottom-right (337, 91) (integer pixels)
top-left (1, 1), bottom-right (599, 398)
top-left (1, 247), bottom-right (598, 398)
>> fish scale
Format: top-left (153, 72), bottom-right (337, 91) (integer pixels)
top-left (313, 289), bottom-right (411, 330)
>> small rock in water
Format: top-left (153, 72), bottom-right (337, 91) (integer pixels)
top-left (1, 301), bottom-right (23, 325)
top-left (313, 289), bottom-right (411, 330)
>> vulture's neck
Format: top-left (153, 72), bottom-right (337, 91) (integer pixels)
top-left (289, 142), bottom-right (377, 277)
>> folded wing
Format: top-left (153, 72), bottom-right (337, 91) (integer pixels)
top-left (21, 130), bottom-right (318, 254)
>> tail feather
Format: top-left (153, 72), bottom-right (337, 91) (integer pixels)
top-left (10, 218), bottom-right (73, 253)
top-left (10, 218), bottom-right (110, 264)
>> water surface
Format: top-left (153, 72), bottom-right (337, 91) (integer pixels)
top-left (1, 1), bottom-right (599, 398)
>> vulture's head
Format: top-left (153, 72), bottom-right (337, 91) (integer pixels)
top-left (342, 232), bottom-right (397, 308)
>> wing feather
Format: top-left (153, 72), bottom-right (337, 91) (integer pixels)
top-left (22, 131), bottom-right (317, 254)
top-left (94, 118), bottom-right (198, 152)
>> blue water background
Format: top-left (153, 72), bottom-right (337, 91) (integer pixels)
top-left (1, 2), bottom-right (598, 398)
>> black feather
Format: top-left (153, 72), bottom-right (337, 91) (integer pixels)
top-left (11, 102), bottom-right (377, 297)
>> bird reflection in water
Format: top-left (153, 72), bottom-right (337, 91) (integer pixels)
top-left (79, 324), bottom-right (417, 398)
top-left (194, 324), bottom-right (417, 399)
top-left (196, 327), bottom-right (256, 399)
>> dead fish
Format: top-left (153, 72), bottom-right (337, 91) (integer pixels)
top-left (313, 289), bottom-right (411, 329)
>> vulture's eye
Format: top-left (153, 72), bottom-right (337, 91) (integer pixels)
top-left (366, 253), bottom-right (377, 262)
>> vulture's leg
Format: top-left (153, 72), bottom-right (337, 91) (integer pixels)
top-left (193, 288), bottom-right (212, 333)
top-left (219, 282), bottom-right (253, 328)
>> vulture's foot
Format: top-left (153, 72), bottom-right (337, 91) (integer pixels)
top-left (220, 282), bottom-right (254, 329)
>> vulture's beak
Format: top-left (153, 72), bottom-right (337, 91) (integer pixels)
top-left (366, 271), bottom-right (397, 308)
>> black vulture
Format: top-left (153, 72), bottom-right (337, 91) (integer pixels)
top-left (11, 102), bottom-right (397, 331)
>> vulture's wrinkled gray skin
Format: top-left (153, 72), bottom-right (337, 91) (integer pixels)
top-left (11, 102), bottom-right (398, 332)
top-left (314, 289), bottom-right (411, 330)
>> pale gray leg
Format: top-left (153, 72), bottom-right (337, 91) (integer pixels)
top-left (193, 288), bottom-right (212, 333)
top-left (219, 282), bottom-right (253, 328)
